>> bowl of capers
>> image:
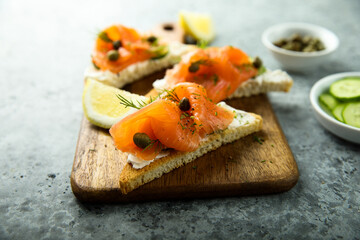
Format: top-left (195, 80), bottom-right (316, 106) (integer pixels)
top-left (262, 22), bottom-right (339, 71)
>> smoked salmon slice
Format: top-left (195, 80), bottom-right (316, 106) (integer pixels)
top-left (163, 46), bottom-right (258, 103)
top-left (109, 82), bottom-right (234, 160)
top-left (92, 25), bottom-right (168, 73)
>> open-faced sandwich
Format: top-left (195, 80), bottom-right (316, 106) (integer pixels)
top-left (85, 24), bottom-right (195, 88)
top-left (152, 46), bottom-right (293, 102)
top-left (109, 82), bottom-right (263, 194)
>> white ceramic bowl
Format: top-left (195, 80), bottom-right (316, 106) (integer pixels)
top-left (262, 22), bottom-right (339, 71)
top-left (310, 72), bottom-right (360, 144)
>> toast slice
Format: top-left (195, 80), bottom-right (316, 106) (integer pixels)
top-left (229, 70), bottom-right (293, 98)
top-left (153, 69), bottom-right (293, 99)
top-left (84, 42), bottom-right (195, 88)
top-left (119, 105), bottom-right (262, 194)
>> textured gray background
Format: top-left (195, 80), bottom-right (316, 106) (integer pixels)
top-left (0, 0), bottom-right (359, 239)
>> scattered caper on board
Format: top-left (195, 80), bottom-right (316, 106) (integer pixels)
top-left (273, 34), bottom-right (325, 52)
top-left (133, 133), bottom-right (152, 149)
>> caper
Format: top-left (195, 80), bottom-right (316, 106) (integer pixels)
top-left (292, 42), bottom-right (302, 51)
top-left (188, 62), bottom-right (199, 73)
top-left (274, 39), bottom-right (287, 47)
top-left (273, 33), bottom-right (325, 52)
top-left (107, 50), bottom-right (119, 61)
top-left (252, 57), bottom-right (262, 69)
top-left (303, 46), bottom-right (313, 52)
top-left (179, 97), bottom-right (191, 111)
top-left (112, 40), bottom-right (122, 50)
top-left (283, 42), bottom-right (294, 50)
top-left (315, 40), bottom-right (325, 51)
top-left (291, 34), bottom-right (302, 43)
top-left (302, 36), bottom-right (311, 44)
top-left (98, 31), bottom-right (112, 43)
top-left (147, 36), bottom-right (157, 44)
top-left (133, 133), bottom-right (152, 149)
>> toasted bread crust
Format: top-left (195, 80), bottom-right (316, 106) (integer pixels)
top-left (228, 70), bottom-right (293, 99)
top-left (119, 113), bottom-right (262, 194)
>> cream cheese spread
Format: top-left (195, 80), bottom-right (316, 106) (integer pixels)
top-left (84, 42), bottom-right (194, 88)
top-left (127, 151), bottom-right (170, 169)
top-left (127, 102), bottom-right (254, 169)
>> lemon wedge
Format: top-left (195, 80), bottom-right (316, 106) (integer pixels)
top-left (83, 78), bottom-right (147, 129)
top-left (179, 11), bottom-right (215, 43)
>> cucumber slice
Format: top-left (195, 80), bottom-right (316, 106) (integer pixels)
top-left (330, 77), bottom-right (360, 101)
top-left (319, 93), bottom-right (339, 110)
top-left (342, 102), bottom-right (360, 128)
top-left (319, 101), bottom-right (333, 116)
top-left (332, 103), bottom-right (346, 122)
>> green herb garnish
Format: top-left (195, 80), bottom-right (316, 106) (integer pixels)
top-left (188, 59), bottom-right (210, 73)
top-left (98, 31), bottom-right (112, 43)
top-left (197, 39), bottom-right (209, 49)
top-left (162, 89), bottom-right (180, 102)
top-left (179, 122), bottom-right (187, 130)
top-left (142, 139), bottom-right (162, 153)
top-left (117, 94), bottom-right (148, 110)
top-left (253, 135), bottom-right (265, 145)
top-left (180, 113), bottom-right (189, 120)
top-left (226, 85), bottom-right (231, 93)
top-left (213, 74), bottom-right (219, 85)
top-left (256, 65), bottom-right (266, 76)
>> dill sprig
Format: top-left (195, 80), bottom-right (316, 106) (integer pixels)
top-left (253, 135), bottom-right (265, 145)
top-left (197, 39), bottom-right (209, 49)
top-left (98, 31), bottom-right (112, 43)
top-left (142, 139), bottom-right (163, 153)
top-left (116, 88), bottom-right (181, 111)
top-left (116, 94), bottom-right (148, 110)
top-left (188, 59), bottom-right (211, 73)
top-left (161, 89), bottom-right (180, 102)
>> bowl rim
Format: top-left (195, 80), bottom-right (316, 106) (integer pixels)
top-left (262, 22), bottom-right (339, 58)
top-left (309, 71), bottom-right (360, 133)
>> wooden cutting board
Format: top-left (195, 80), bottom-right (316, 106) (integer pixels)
top-left (71, 23), bottom-right (299, 203)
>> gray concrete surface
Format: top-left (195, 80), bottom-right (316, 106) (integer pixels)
top-left (0, 0), bottom-right (359, 239)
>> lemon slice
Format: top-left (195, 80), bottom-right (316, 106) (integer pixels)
top-left (83, 78), bottom-right (147, 129)
top-left (179, 11), bottom-right (215, 43)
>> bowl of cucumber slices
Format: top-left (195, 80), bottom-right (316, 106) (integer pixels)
top-left (310, 72), bottom-right (360, 144)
